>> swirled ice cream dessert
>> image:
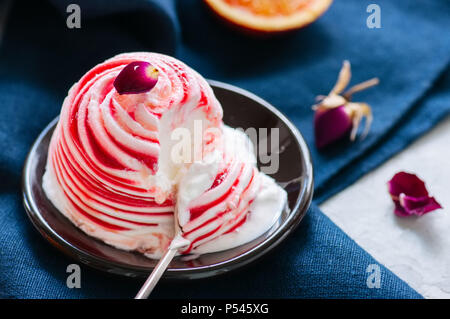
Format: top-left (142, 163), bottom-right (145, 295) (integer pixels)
top-left (43, 52), bottom-right (287, 258)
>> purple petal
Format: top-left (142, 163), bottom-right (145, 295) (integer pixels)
top-left (387, 171), bottom-right (429, 199)
top-left (113, 61), bottom-right (159, 95)
top-left (388, 172), bottom-right (442, 217)
top-left (314, 105), bottom-right (352, 149)
top-left (399, 194), bottom-right (442, 216)
top-left (393, 201), bottom-right (409, 217)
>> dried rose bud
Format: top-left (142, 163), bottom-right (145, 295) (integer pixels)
top-left (388, 171), bottom-right (442, 217)
top-left (314, 105), bottom-right (352, 149)
top-left (312, 60), bottom-right (379, 149)
top-left (113, 61), bottom-right (159, 95)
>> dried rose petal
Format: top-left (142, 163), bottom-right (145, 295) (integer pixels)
top-left (113, 61), bottom-right (159, 95)
top-left (388, 172), bottom-right (442, 217)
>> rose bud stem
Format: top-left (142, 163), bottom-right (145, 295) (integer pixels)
top-left (313, 60), bottom-right (379, 149)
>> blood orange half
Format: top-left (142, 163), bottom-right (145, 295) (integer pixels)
top-left (204, 0), bottom-right (333, 33)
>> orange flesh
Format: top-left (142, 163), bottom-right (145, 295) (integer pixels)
top-left (224, 0), bottom-right (313, 16)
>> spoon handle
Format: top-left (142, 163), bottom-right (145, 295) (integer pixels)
top-left (135, 247), bottom-right (177, 299)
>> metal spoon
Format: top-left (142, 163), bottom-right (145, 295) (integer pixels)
top-left (135, 234), bottom-right (189, 299)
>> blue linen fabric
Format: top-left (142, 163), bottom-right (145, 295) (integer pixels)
top-left (0, 0), bottom-right (449, 298)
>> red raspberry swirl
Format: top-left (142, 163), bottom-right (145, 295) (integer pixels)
top-left (44, 52), bottom-right (261, 258)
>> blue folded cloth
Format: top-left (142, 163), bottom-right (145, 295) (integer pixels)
top-left (0, 0), bottom-right (449, 298)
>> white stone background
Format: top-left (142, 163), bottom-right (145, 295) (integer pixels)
top-left (1, 0), bottom-right (448, 298)
top-left (320, 116), bottom-right (450, 299)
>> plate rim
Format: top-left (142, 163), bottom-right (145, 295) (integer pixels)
top-left (22, 80), bottom-right (314, 279)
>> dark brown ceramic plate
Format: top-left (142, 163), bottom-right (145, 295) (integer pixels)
top-left (22, 80), bottom-right (313, 279)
